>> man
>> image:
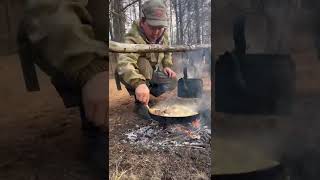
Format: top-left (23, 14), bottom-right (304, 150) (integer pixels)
top-left (17, 0), bottom-right (106, 179)
top-left (116, 0), bottom-right (177, 119)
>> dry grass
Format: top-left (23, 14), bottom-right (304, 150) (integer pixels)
top-left (109, 151), bottom-right (165, 179)
top-left (109, 156), bottom-right (129, 180)
top-left (190, 171), bottom-right (210, 180)
top-left (109, 143), bottom-right (211, 179)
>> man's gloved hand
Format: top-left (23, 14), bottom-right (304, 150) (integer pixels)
top-left (135, 83), bottom-right (150, 105)
top-left (81, 71), bottom-right (107, 127)
top-left (163, 67), bottom-right (176, 78)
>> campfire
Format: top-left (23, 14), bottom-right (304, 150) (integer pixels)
top-left (122, 118), bottom-right (211, 151)
top-left (111, 37), bottom-right (211, 151)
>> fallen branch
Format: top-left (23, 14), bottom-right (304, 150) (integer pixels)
top-left (121, 0), bottom-right (140, 12)
top-left (109, 40), bottom-right (211, 53)
top-left (168, 144), bottom-right (206, 149)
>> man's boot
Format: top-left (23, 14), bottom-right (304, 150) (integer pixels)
top-left (80, 105), bottom-right (106, 180)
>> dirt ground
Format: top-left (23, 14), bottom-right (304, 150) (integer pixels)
top-left (0, 54), bottom-right (102, 180)
top-left (108, 77), bottom-right (212, 179)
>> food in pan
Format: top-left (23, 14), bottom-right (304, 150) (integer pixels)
top-left (149, 104), bottom-right (198, 117)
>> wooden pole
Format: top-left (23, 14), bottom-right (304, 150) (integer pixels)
top-left (109, 40), bottom-right (211, 53)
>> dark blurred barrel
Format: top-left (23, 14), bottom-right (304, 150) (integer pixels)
top-left (215, 53), bottom-right (295, 114)
top-left (213, 165), bottom-right (285, 180)
top-left (213, 137), bottom-right (286, 180)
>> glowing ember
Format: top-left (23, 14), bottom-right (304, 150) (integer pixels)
top-left (192, 119), bottom-right (201, 129)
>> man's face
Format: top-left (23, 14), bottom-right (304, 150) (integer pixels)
top-left (141, 20), bottom-right (165, 43)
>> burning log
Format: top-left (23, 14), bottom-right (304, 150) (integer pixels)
top-left (109, 40), bottom-right (211, 53)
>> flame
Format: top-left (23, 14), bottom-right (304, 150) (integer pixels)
top-left (192, 119), bottom-right (201, 129)
top-left (169, 119), bottom-right (201, 139)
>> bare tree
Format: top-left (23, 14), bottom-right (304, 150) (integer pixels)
top-left (111, 0), bottom-right (126, 42)
top-left (139, 0), bottom-right (142, 18)
top-left (186, 0), bottom-right (192, 44)
top-left (172, 0), bottom-right (180, 44)
top-left (194, 0), bottom-right (201, 44)
top-left (178, 0), bottom-right (184, 44)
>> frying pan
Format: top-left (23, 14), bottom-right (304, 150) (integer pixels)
top-left (149, 109), bottom-right (200, 126)
top-left (148, 98), bottom-right (201, 125)
top-left (213, 137), bottom-right (285, 180)
top-left (213, 164), bottom-right (284, 180)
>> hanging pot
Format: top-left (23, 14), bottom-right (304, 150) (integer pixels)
top-left (177, 66), bottom-right (203, 98)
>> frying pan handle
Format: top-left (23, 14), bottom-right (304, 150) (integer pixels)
top-left (233, 15), bottom-right (246, 56)
top-left (183, 66), bottom-right (188, 79)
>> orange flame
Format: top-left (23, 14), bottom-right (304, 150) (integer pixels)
top-left (192, 119), bottom-right (201, 129)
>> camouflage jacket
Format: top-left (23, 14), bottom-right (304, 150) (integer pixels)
top-left (18, 0), bottom-right (107, 87)
top-left (117, 20), bottom-right (173, 88)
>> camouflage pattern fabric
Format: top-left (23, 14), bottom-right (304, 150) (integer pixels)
top-left (116, 20), bottom-right (173, 89)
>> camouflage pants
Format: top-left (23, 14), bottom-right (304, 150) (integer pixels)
top-left (121, 58), bottom-right (177, 97)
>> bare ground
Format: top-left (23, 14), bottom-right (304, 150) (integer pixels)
top-left (0, 54), bottom-right (102, 180)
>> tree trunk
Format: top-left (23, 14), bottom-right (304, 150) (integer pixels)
top-left (178, 0), bottom-right (184, 44)
top-left (169, 0), bottom-right (173, 44)
top-left (200, 0), bottom-right (204, 44)
top-left (187, 0), bottom-right (192, 44)
top-left (112, 0), bottom-right (125, 42)
top-left (139, 0), bottom-right (142, 18)
top-left (109, 0), bottom-right (113, 40)
top-left (133, 2), bottom-right (137, 20)
top-left (194, 0), bottom-right (201, 44)
top-left (173, 0), bottom-right (179, 44)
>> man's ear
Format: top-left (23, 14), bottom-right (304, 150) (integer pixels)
top-left (140, 20), bottom-right (146, 30)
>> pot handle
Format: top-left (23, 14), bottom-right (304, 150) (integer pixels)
top-left (183, 66), bottom-right (188, 79)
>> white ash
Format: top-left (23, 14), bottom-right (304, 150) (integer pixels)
top-left (122, 123), bottom-right (211, 151)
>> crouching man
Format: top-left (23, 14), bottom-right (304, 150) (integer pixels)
top-left (116, 0), bottom-right (177, 120)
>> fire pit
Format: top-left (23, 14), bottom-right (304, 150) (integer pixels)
top-left (122, 118), bottom-right (211, 151)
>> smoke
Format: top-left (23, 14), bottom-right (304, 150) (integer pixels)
top-left (173, 50), bottom-right (210, 79)
top-left (276, 96), bottom-right (320, 180)
top-left (153, 50), bottom-right (212, 127)
top-left (172, 50), bottom-right (211, 105)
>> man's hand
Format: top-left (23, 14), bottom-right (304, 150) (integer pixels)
top-left (135, 83), bottom-right (150, 105)
top-left (82, 71), bottom-right (107, 127)
top-left (163, 67), bottom-right (176, 78)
